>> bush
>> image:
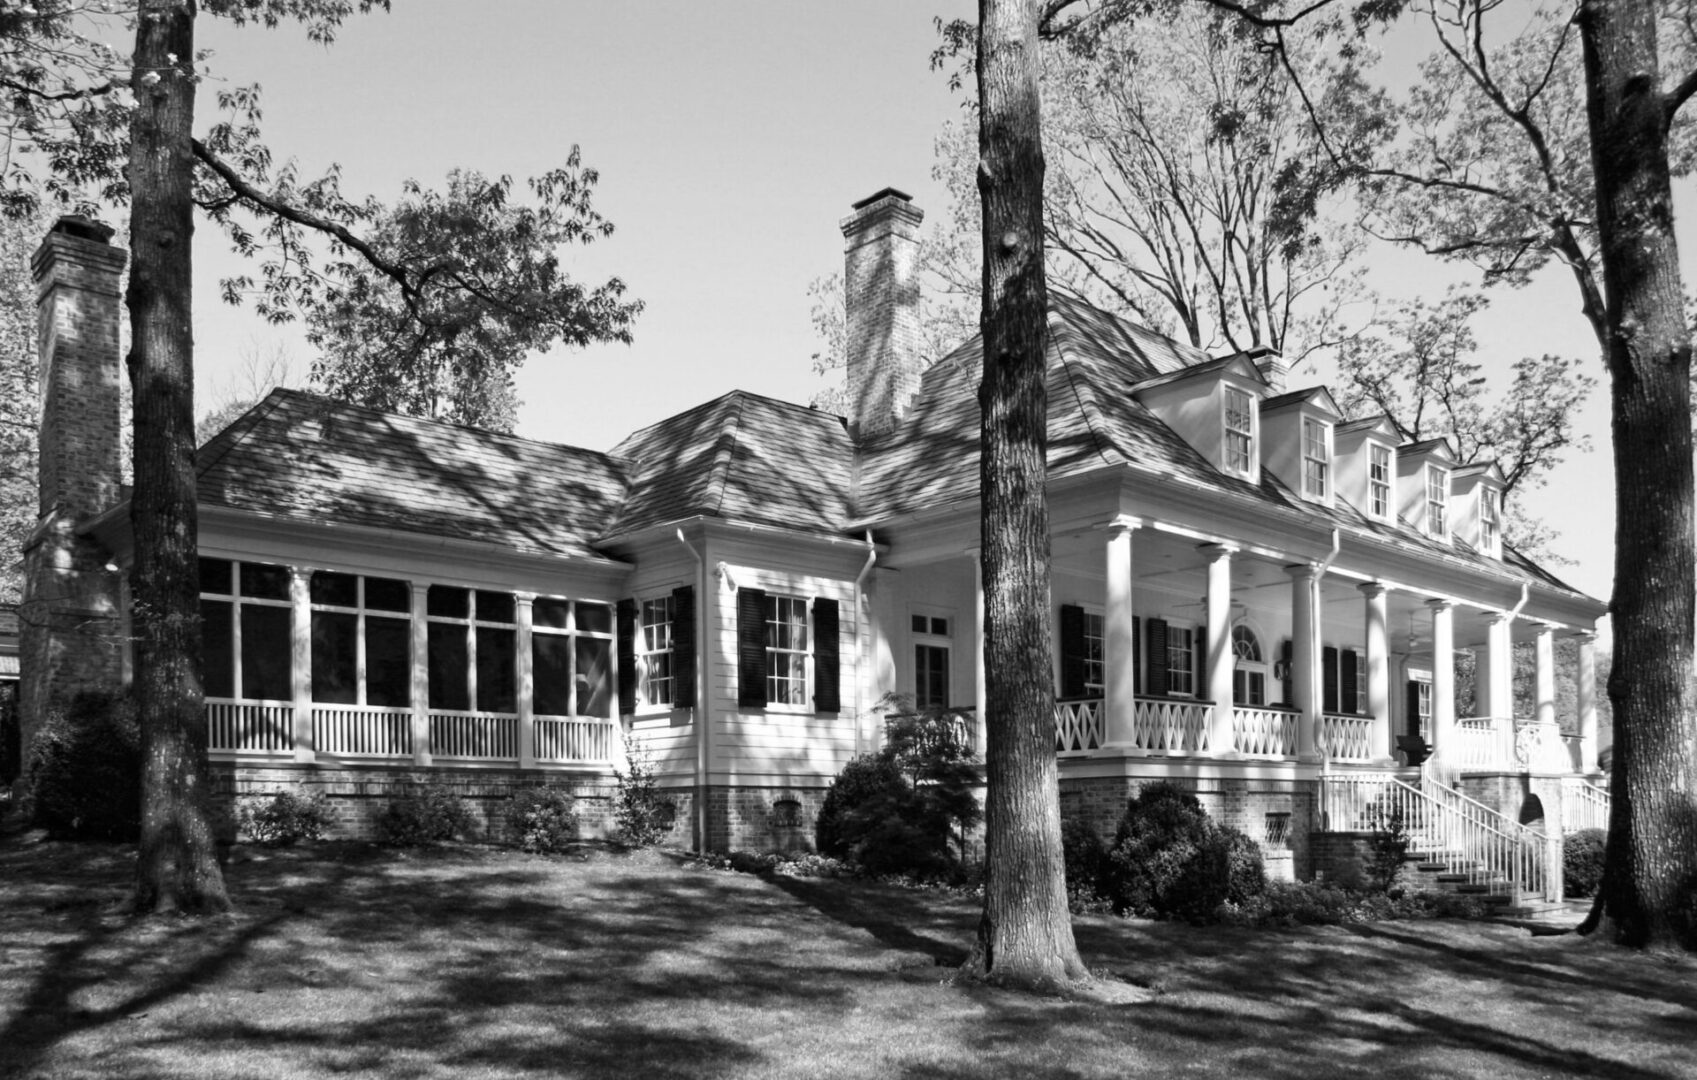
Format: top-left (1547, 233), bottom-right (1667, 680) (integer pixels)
top-left (1103, 781), bottom-right (1266, 923)
top-left (816, 754), bottom-right (907, 858)
top-left (238, 790), bottom-right (333, 846)
top-left (0, 685), bottom-right (20, 789)
top-left (1564, 828), bottom-right (1607, 898)
top-left (1061, 815), bottom-right (1110, 910)
top-left (26, 690), bottom-right (141, 841)
top-left (1218, 880), bottom-right (1489, 927)
top-left (511, 787), bottom-right (578, 854)
top-left (614, 732), bottom-right (676, 847)
top-left (376, 784), bottom-right (475, 846)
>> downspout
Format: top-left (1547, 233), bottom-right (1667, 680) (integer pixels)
top-left (853, 531), bottom-right (877, 755)
top-left (1312, 529), bottom-right (1341, 766)
top-left (676, 528), bottom-right (708, 852)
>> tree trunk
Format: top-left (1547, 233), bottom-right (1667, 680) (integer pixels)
top-left (965, 0), bottom-right (1090, 989)
top-left (129, 0), bottom-right (230, 915)
top-left (1576, 0), bottom-right (1697, 951)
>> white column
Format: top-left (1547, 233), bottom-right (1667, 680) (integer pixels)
top-left (516, 593), bottom-right (535, 768)
top-left (1478, 611), bottom-right (1515, 720)
top-left (1204, 544), bottom-right (1235, 755)
top-left (971, 548), bottom-right (987, 758)
top-left (1535, 623), bottom-right (1557, 728)
top-left (1428, 599), bottom-right (1456, 769)
top-left (290, 567), bottom-right (314, 762)
top-left (1577, 631), bottom-right (1599, 773)
top-left (1288, 564), bottom-right (1319, 760)
top-left (1102, 519), bottom-right (1142, 747)
top-left (410, 583), bottom-right (431, 767)
top-left (1360, 582), bottom-right (1391, 761)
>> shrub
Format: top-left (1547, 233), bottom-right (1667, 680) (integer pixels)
top-left (238, 790), bottom-right (333, 846)
top-left (614, 732), bottom-right (676, 847)
top-left (376, 784), bottom-right (475, 846)
top-left (0, 685), bottom-right (20, 789)
top-left (1061, 814), bottom-right (1110, 909)
top-left (1103, 781), bottom-right (1266, 923)
top-left (816, 754), bottom-right (907, 858)
top-left (26, 690), bottom-right (141, 841)
top-left (1564, 828), bottom-right (1607, 898)
top-left (1365, 805), bottom-right (1411, 894)
top-left (511, 787), bottom-right (578, 854)
top-left (1219, 880), bottom-right (1490, 927)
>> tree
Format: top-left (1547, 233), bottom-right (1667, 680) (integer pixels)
top-left (0, 215), bottom-right (45, 602)
top-left (966, 0), bottom-right (1091, 990)
top-left (195, 342), bottom-right (299, 443)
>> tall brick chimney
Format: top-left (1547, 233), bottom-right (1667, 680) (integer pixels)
top-left (18, 217), bottom-right (128, 782)
top-left (840, 188), bottom-right (924, 440)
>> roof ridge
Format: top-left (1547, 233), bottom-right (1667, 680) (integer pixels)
top-left (196, 388), bottom-right (288, 480)
top-left (1051, 323), bottom-right (1122, 470)
top-left (709, 393), bottom-right (749, 518)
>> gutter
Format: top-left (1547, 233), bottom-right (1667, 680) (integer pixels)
top-left (853, 531), bottom-right (877, 755)
top-left (675, 528), bottom-right (709, 853)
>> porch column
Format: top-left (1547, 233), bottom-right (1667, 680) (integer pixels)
top-left (410, 583), bottom-right (431, 767)
top-left (290, 566), bottom-right (314, 763)
top-left (1203, 543), bottom-right (1236, 754)
top-left (516, 593), bottom-right (536, 768)
top-left (1577, 631), bottom-right (1599, 772)
top-left (1534, 623), bottom-right (1557, 728)
top-left (970, 548), bottom-right (987, 758)
top-left (1428, 599), bottom-right (1456, 769)
top-left (1288, 564), bottom-right (1320, 760)
top-left (1478, 611), bottom-right (1514, 720)
top-left (1102, 518), bottom-right (1142, 747)
top-left (1360, 582), bottom-right (1391, 760)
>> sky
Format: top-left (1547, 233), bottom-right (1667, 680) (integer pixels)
top-left (179, 0), bottom-right (1661, 610)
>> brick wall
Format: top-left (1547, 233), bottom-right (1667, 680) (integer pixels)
top-left (841, 190), bottom-right (925, 439)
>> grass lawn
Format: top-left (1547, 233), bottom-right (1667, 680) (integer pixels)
top-left (1, 837), bottom-right (1693, 1080)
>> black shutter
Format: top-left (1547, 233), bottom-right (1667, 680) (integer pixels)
top-left (1195, 624), bottom-right (1207, 694)
top-left (1280, 639), bottom-right (1294, 704)
top-left (737, 588), bottom-right (767, 708)
top-left (1146, 618), bottom-right (1169, 697)
top-left (617, 598), bottom-right (638, 716)
top-left (671, 585), bottom-right (696, 709)
top-left (1059, 604), bottom-right (1086, 697)
top-left (1341, 649), bottom-right (1360, 714)
top-left (812, 597), bottom-right (840, 713)
top-left (1132, 616), bottom-right (1141, 695)
top-left (1406, 680), bottom-right (1423, 738)
top-left (1322, 646), bottom-right (1339, 713)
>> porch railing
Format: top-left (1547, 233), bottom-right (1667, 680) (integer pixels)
top-left (1055, 697), bottom-right (1104, 752)
top-left (1132, 697), bottom-right (1212, 752)
top-left (1319, 712), bottom-right (1373, 761)
top-left (1562, 778), bottom-right (1611, 833)
top-left (1456, 717), bottom-right (1513, 770)
top-left (430, 710), bottom-right (518, 761)
top-left (314, 704), bottom-right (414, 757)
top-left (1233, 705), bottom-right (1297, 757)
top-left (534, 715), bottom-right (616, 764)
top-left (206, 698), bottom-right (294, 753)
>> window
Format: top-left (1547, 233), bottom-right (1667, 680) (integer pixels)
top-left (1426, 467), bottom-right (1450, 538)
top-left (912, 613), bottom-right (953, 710)
top-left (1224, 386), bottom-right (1255, 476)
top-left (200, 558), bottom-right (292, 702)
top-left (639, 596), bottom-right (674, 707)
top-left (309, 571), bottom-right (412, 707)
top-left (1480, 487), bottom-right (1501, 553)
top-left (1082, 610), bottom-right (1105, 694)
top-left (1369, 444), bottom-right (1392, 519)
top-left (1166, 625), bottom-right (1196, 696)
top-left (533, 598), bottom-right (613, 719)
top-left (1302, 418), bottom-right (1330, 500)
top-left (1416, 678), bottom-right (1433, 740)
top-left (766, 595), bottom-right (810, 707)
top-left (427, 587), bottom-right (516, 713)
top-left (1231, 625), bottom-right (1267, 706)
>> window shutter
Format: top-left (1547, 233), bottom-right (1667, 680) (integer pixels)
top-left (736, 587), bottom-right (767, 708)
top-left (1322, 646), bottom-right (1339, 713)
top-left (1341, 649), bottom-right (1360, 714)
top-left (1132, 616), bottom-right (1141, 695)
top-left (812, 597), bottom-right (840, 713)
top-left (671, 585), bottom-right (696, 709)
top-left (1279, 639), bottom-right (1294, 704)
top-left (617, 599), bottom-right (638, 716)
top-left (1195, 624), bottom-right (1206, 693)
top-left (1059, 604), bottom-right (1086, 698)
top-left (1146, 618), bottom-right (1169, 697)
top-left (1406, 680), bottom-right (1423, 738)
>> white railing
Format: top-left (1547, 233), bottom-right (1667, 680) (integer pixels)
top-left (1320, 772), bottom-right (1562, 904)
top-left (1456, 717), bottom-right (1513, 770)
top-left (313, 705), bottom-right (413, 757)
top-left (1132, 696), bottom-right (1212, 752)
top-left (1513, 720), bottom-right (1573, 773)
top-left (206, 699), bottom-right (294, 754)
top-left (1319, 713), bottom-right (1373, 761)
top-left (1233, 705), bottom-right (1298, 757)
top-left (534, 715), bottom-right (616, 763)
top-left (429, 710), bottom-right (518, 761)
top-left (1563, 735), bottom-right (1587, 774)
top-left (1562, 778), bottom-right (1611, 833)
top-left (1055, 698), bottom-right (1104, 753)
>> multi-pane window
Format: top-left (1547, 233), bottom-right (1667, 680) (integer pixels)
top-left (426, 587), bottom-right (516, 713)
top-left (912, 613), bottom-right (952, 710)
top-left (1480, 487), bottom-right (1501, 553)
top-left (309, 571), bottom-right (411, 707)
top-left (532, 598), bottom-right (613, 719)
top-left (200, 559), bottom-right (292, 702)
top-left (1369, 444), bottom-right (1392, 519)
top-left (1166, 626), bottom-right (1196, 696)
top-left (1426, 467), bottom-right (1450, 538)
top-left (1082, 610), bottom-right (1105, 695)
top-left (638, 596), bottom-right (674, 707)
top-left (1416, 678), bottom-right (1433, 740)
top-left (1302, 418), bottom-right (1330, 500)
top-left (1231, 625), bottom-right (1266, 706)
top-left (1224, 387), bottom-right (1255, 475)
top-left (766, 595), bottom-right (810, 706)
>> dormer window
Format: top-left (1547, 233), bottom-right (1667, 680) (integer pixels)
top-left (1301, 418), bottom-right (1331, 500)
top-left (1369, 444), bottom-right (1392, 519)
top-left (1480, 487), bottom-right (1501, 553)
top-left (1427, 467), bottom-right (1450, 538)
top-left (1224, 386), bottom-right (1256, 476)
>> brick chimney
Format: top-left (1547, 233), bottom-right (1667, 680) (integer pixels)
top-left (840, 188), bottom-right (924, 440)
top-left (18, 217), bottom-right (128, 785)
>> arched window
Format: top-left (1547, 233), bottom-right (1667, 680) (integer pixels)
top-left (1232, 625), bottom-right (1262, 663)
top-left (1232, 624), bottom-right (1267, 706)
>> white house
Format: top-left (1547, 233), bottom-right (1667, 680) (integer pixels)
top-left (21, 193), bottom-right (1608, 900)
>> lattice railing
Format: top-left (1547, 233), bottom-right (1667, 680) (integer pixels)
top-left (429, 710), bottom-right (518, 761)
top-left (1319, 713), bottom-right (1373, 761)
top-left (1233, 706), bottom-right (1298, 757)
top-left (1131, 697), bottom-right (1211, 752)
top-left (534, 716), bottom-right (615, 763)
top-left (314, 705), bottom-right (413, 757)
top-left (206, 699), bottom-right (293, 754)
top-left (1055, 698), bottom-right (1104, 753)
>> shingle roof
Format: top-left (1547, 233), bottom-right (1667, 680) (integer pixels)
top-left (197, 390), bottom-right (629, 560)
